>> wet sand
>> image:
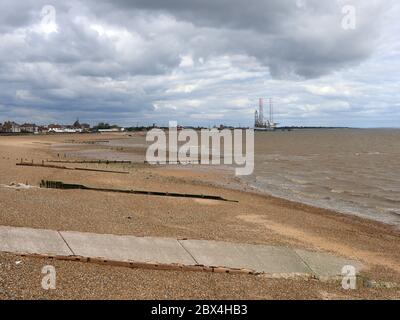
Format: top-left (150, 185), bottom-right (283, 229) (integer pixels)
top-left (0, 133), bottom-right (399, 299)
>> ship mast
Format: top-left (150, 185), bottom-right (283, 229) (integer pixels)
top-left (254, 97), bottom-right (276, 130)
top-left (269, 98), bottom-right (273, 124)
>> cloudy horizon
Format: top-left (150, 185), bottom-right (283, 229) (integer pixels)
top-left (0, 0), bottom-right (399, 128)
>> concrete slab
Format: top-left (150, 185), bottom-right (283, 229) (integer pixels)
top-left (0, 225), bottom-right (365, 279)
top-left (180, 240), bottom-right (312, 275)
top-left (294, 249), bottom-right (364, 278)
top-left (0, 226), bottom-right (72, 256)
top-left (60, 231), bottom-right (196, 266)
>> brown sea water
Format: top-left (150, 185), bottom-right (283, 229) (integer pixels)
top-left (244, 129), bottom-right (400, 228)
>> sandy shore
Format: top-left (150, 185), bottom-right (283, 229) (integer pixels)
top-left (0, 133), bottom-right (399, 299)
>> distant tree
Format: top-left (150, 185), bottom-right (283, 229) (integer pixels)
top-left (93, 122), bottom-right (111, 130)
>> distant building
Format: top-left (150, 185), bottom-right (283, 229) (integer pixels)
top-left (65, 127), bottom-right (83, 133)
top-left (48, 123), bottom-right (85, 133)
top-left (20, 123), bottom-right (38, 133)
top-left (48, 124), bottom-right (63, 133)
top-left (45, 119), bottom-right (90, 133)
top-left (81, 123), bottom-right (90, 131)
top-left (72, 119), bottom-right (90, 132)
top-left (37, 126), bottom-right (49, 134)
top-left (73, 119), bottom-right (81, 129)
top-left (1, 121), bottom-right (21, 133)
top-left (0, 120), bottom-right (92, 134)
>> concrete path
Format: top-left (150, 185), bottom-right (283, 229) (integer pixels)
top-left (0, 226), bottom-right (363, 279)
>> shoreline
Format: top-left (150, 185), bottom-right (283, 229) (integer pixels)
top-left (48, 131), bottom-right (400, 230)
top-left (241, 179), bottom-right (400, 230)
top-left (1, 133), bottom-right (399, 234)
top-left (1, 133), bottom-right (399, 238)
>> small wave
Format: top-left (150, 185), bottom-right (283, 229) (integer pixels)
top-left (330, 189), bottom-right (344, 194)
top-left (387, 209), bottom-right (400, 216)
top-left (354, 152), bottom-right (383, 156)
top-left (278, 175), bottom-right (310, 185)
top-left (328, 188), bottom-right (400, 204)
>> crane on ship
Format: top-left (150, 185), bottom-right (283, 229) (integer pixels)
top-left (254, 98), bottom-right (278, 131)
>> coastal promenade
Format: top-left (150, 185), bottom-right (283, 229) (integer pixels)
top-left (0, 225), bottom-right (363, 280)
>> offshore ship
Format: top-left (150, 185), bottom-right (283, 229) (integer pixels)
top-left (254, 98), bottom-right (277, 131)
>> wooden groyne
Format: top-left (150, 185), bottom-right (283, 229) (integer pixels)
top-left (47, 160), bottom-right (132, 164)
top-left (17, 162), bottom-right (129, 174)
top-left (40, 180), bottom-right (238, 203)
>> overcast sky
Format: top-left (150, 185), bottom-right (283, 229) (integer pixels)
top-left (0, 0), bottom-right (399, 127)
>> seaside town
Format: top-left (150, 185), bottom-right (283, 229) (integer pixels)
top-left (0, 120), bottom-right (126, 134)
top-left (0, 119), bottom-right (249, 135)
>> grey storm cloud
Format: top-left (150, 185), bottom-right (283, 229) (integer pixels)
top-left (93, 0), bottom-right (383, 78)
top-left (1, 0), bottom-right (384, 77)
top-left (0, 0), bottom-right (398, 126)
